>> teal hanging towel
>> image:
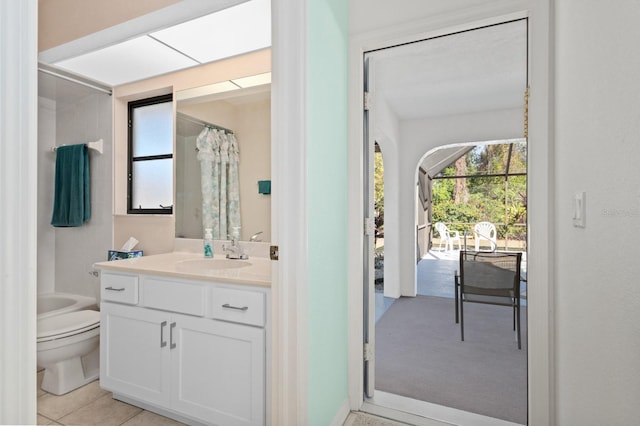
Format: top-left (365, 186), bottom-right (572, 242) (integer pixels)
top-left (51, 144), bottom-right (91, 227)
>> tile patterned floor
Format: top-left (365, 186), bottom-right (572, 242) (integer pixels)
top-left (37, 371), bottom-right (185, 426)
top-left (38, 372), bottom-right (400, 426)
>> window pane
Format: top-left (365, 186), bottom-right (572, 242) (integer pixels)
top-left (508, 142), bottom-right (527, 174)
top-left (132, 101), bottom-right (173, 157)
top-left (131, 159), bottom-right (173, 210)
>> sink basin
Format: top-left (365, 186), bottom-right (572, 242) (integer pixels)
top-left (176, 258), bottom-right (252, 271)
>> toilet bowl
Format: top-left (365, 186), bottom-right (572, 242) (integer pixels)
top-left (37, 309), bottom-right (101, 395)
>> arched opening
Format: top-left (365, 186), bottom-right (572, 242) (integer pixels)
top-left (420, 139), bottom-right (527, 259)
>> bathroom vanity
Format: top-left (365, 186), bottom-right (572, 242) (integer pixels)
top-left (95, 252), bottom-right (271, 426)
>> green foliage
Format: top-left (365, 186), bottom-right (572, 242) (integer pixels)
top-left (374, 150), bottom-right (384, 233)
top-left (432, 143), bottom-right (527, 240)
top-left (374, 142), bottom-right (527, 243)
top-left (432, 167), bottom-right (454, 205)
top-left (432, 200), bottom-right (480, 231)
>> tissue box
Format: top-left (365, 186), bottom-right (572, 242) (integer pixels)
top-left (108, 250), bottom-right (143, 261)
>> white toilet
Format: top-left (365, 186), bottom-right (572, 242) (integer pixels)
top-left (37, 309), bottom-right (101, 395)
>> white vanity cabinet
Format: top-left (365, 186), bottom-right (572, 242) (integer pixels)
top-left (100, 271), bottom-right (268, 426)
top-left (171, 314), bottom-right (264, 424)
top-left (101, 303), bottom-right (171, 407)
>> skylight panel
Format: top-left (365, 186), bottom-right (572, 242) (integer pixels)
top-left (151, 0), bottom-right (271, 64)
top-left (54, 36), bottom-right (199, 86)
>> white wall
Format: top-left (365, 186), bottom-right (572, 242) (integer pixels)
top-left (370, 97), bottom-right (401, 297)
top-left (179, 100), bottom-right (238, 130)
top-left (0, 1), bottom-right (38, 422)
top-left (37, 97), bottom-right (56, 294)
top-left (553, 1), bottom-right (640, 424)
top-left (53, 92), bottom-right (113, 298)
top-left (37, 82), bottom-right (113, 298)
top-left (372, 96), bottom-right (400, 145)
top-left (236, 98), bottom-right (272, 241)
top-left (350, 0), bottom-right (489, 36)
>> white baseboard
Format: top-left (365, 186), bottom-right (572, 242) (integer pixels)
top-left (330, 399), bottom-right (352, 426)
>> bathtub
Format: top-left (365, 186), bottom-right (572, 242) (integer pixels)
top-left (37, 293), bottom-right (98, 320)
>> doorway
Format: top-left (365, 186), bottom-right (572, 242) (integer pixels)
top-left (362, 20), bottom-right (529, 425)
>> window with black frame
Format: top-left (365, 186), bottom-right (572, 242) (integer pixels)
top-left (128, 94), bottom-right (173, 214)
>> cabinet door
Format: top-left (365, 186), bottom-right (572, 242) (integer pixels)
top-left (100, 303), bottom-right (171, 406)
top-left (171, 314), bottom-right (265, 426)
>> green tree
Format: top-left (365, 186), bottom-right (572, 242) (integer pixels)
top-left (374, 149), bottom-right (384, 235)
top-left (432, 142), bottom-right (527, 243)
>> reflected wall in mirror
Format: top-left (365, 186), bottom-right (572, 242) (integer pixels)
top-left (176, 84), bottom-right (271, 242)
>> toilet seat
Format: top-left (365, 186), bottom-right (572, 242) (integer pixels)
top-left (37, 310), bottom-right (100, 343)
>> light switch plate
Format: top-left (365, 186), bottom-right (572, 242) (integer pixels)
top-left (572, 192), bottom-right (586, 228)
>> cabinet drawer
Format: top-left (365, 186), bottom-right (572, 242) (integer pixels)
top-left (101, 273), bottom-right (138, 304)
top-left (210, 288), bottom-right (265, 327)
top-left (141, 277), bottom-right (206, 316)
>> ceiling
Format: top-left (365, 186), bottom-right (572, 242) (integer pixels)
top-left (39, 0), bottom-right (270, 87)
top-left (372, 20), bottom-right (527, 121)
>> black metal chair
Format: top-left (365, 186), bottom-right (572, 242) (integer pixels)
top-left (454, 250), bottom-right (523, 349)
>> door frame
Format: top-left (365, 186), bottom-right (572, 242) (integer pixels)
top-left (347, 2), bottom-right (554, 424)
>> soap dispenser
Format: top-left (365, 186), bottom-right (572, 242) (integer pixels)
top-left (203, 228), bottom-right (213, 258)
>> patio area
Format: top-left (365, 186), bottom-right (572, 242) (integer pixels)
top-left (373, 248), bottom-right (528, 424)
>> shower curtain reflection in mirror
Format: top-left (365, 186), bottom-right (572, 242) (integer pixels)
top-left (196, 126), bottom-right (241, 240)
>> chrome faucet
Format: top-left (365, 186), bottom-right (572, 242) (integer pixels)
top-left (223, 235), bottom-right (248, 260)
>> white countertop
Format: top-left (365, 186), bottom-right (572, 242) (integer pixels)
top-left (95, 252), bottom-right (272, 287)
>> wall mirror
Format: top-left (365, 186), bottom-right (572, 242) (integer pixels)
top-left (175, 78), bottom-right (271, 242)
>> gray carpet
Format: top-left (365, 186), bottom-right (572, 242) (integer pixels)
top-left (375, 295), bottom-right (527, 424)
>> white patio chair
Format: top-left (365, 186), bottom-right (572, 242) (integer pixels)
top-left (474, 221), bottom-right (497, 251)
top-left (434, 222), bottom-right (462, 252)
